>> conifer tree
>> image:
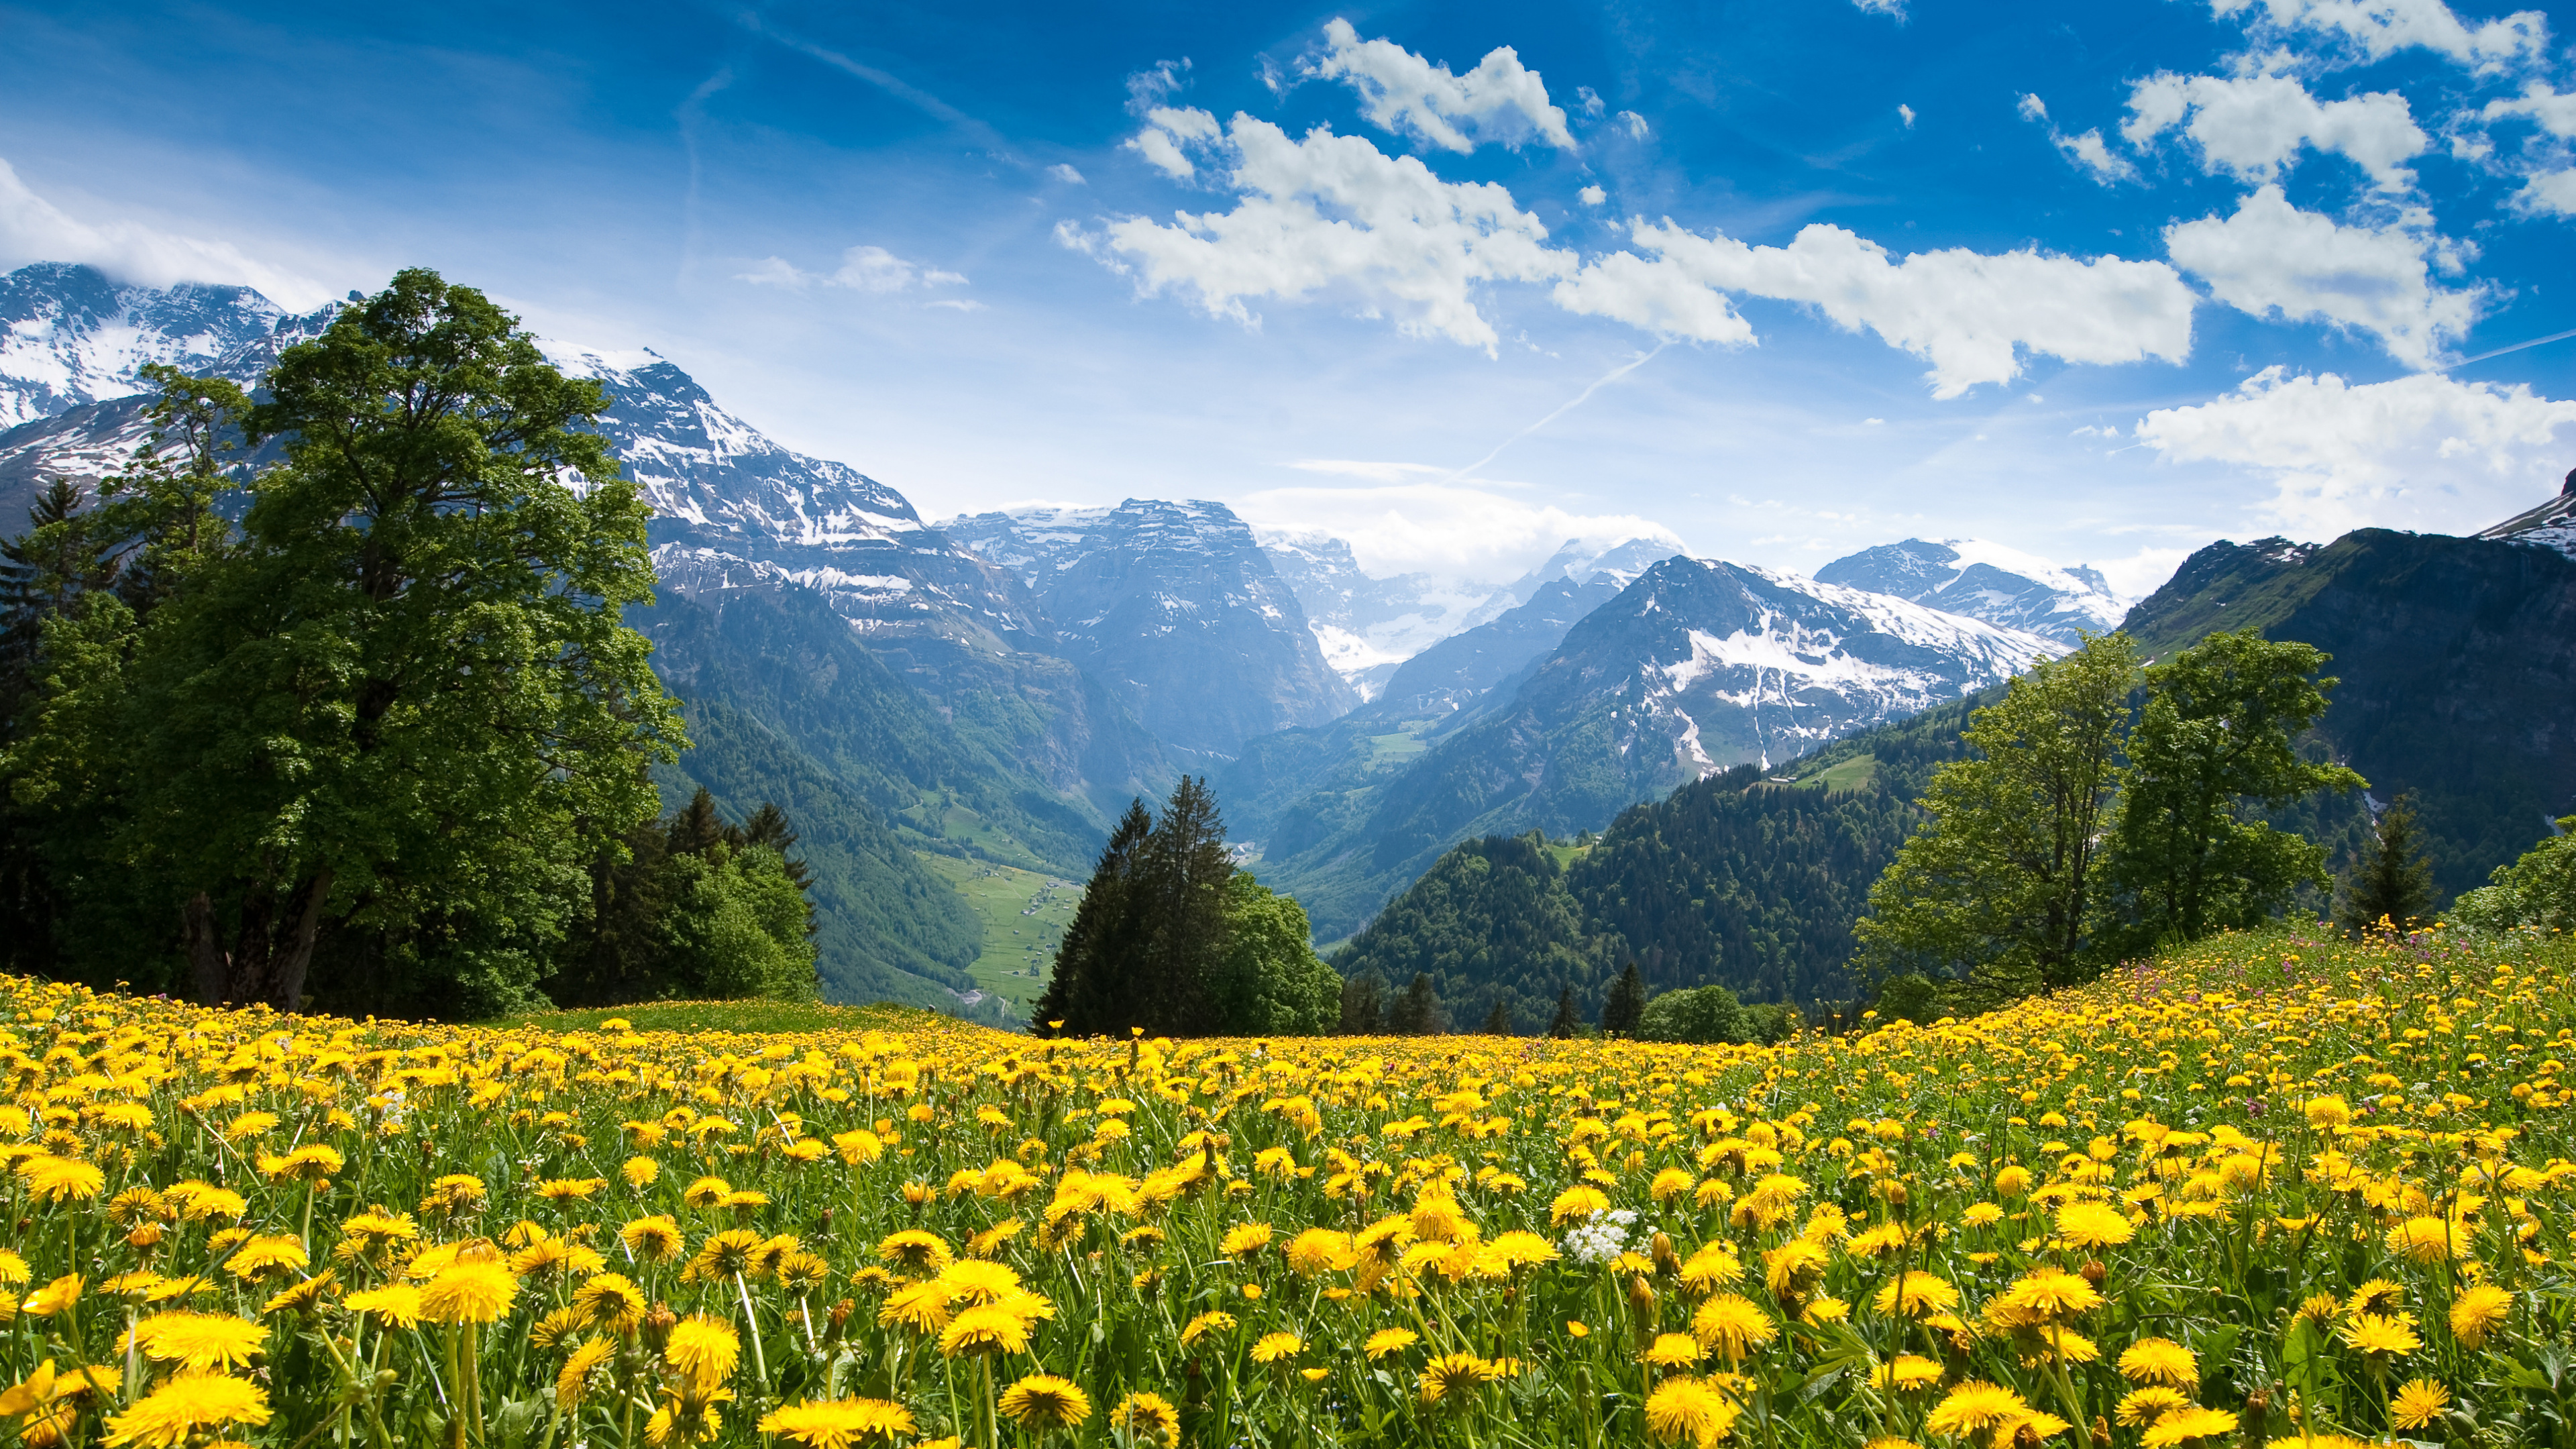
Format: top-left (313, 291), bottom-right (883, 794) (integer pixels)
top-left (1034, 800), bottom-right (1152, 1034)
top-left (1338, 970), bottom-right (1386, 1033)
top-left (1547, 985), bottom-right (1581, 1038)
top-left (1480, 998), bottom-right (1514, 1036)
top-left (2338, 792), bottom-right (2436, 934)
top-left (1601, 963), bottom-right (1648, 1036)
top-left (1387, 972), bottom-right (1444, 1035)
top-left (1136, 775), bottom-right (1234, 1035)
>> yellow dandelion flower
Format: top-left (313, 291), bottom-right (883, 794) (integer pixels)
top-left (1642, 1333), bottom-right (1706, 1369)
top-left (2114, 1386), bottom-right (2193, 1427)
top-left (1108, 1390), bottom-right (1181, 1443)
top-left (1364, 1327), bottom-right (1420, 1360)
top-left (1643, 1376), bottom-right (1737, 1447)
top-left (2337, 1313), bottom-right (2420, 1359)
top-left (129, 1312), bottom-right (267, 1373)
top-left (757, 1398), bottom-right (917, 1449)
top-left (343, 1285), bottom-right (423, 1328)
top-left (2389, 1377), bottom-right (2451, 1431)
top-left (1417, 1352), bottom-right (1502, 1403)
top-left (2449, 1283), bottom-right (2511, 1348)
top-left (998, 1373), bottom-right (1091, 1431)
top-left (663, 1314), bottom-right (743, 1385)
top-left (2117, 1337), bottom-right (2198, 1387)
top-left (1925, 1381), bottom-right (2029, 1438)
top-left (2140, 1406), bottom-right (2237, 1446)
top-left (1871, 1272), bottom-right (1960, 1320)
top-left (938, 1303), bottom-right (1033, 1358)
top-left (2055, 1201), bottom-right (2135, 1250)
top-left (102, 1372), bottom-right (272, 1449)
top-left (418, 1261), bottom-right (518, 1325)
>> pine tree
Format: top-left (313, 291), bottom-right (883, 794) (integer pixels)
top-left (1547, 985), bottom-right (1581, 1038)
top-left (1480, 998), bottom-right (1514, 1036)
top-left (1033, 799), bottom-right (1152, 1035)
top-left (1135, 775), bottom-right (1236, 1035)
top-left (1388, 973), bottom-right (1444, 1034)
top-left (667, 788), bottom-right (729, 857)
top-left (1601, 963), bottom-right (1648, 1036)
top-left (1338, 970), bottom-right (1386, 1033)
top-left (2338, 792), bottom-right (2436, 934)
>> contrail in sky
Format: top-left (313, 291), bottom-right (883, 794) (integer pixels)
top-left (1448, 343), bottom-right (1668, 482)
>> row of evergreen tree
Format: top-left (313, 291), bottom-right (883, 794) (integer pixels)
top-left (0, 270), bottom-right (818, 1019)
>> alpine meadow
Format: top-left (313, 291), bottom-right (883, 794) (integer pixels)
top-left (9, 0), bottom-right (2576, 1445)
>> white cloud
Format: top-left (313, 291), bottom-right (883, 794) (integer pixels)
top-left (736, 244), bottom-right (967, 294)
top-left (1578, 184), bottom-right (1607, 206)
top-left (2134, 366), bottom-right (2576, 536)
top-left (2483, 80), bottom-right (2576, 136)
top-left (1081, 115), bottom-right (1574, 353)
top-left (1898, 104), bottom-right (1917, 128)
top-left (1047, 163), bottom-right (1087, 184)
top-left (1854, 0), bottom-right (1907, 15)
top-left (1615, 111), bottom-right (1651, 140)
top-left (2093, 547), bottom-right (2193, 600)
top-left (1556, 219), bottom-right (2195, 398)
top-left (1575, 86), bottom-right (1605, 119)
top-left (1124, 105), bottom-right (1223, 180)
top-left (2121, 72), bottom-right (2426, 191)
top-left (1234, 478), bottom-right (1682, 578)
top-left (2514, 167), bottom-right (2576, 215)
top-left (2163, 184), bottom-right (2475, 368)
top-left (1126, 59), bottom-right (1190, 113)
top-left (1285, 458), bottom-right (1450, 482)
top-left (0, 156), bottom-right (335, 311)
top-left (2019, 94), bottom-right (2139, 184)
top-left (1306, 19), bottom-right (1576, 153)
top-left (2209, 0), bottom-right (2548, 72)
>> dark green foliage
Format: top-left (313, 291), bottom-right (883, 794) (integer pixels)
top-left (1857, 634), bottom-right (2137, 999)
top-left (2121, 531), bottom-right (2576, 903)
top-left (1601, 963), bottom-right (1646, 1036)
top-left (1547, 985), bottom-right (1580, 1038)
top-left (1387, 972), bottom-right (1445, 1035)
top-left (2097, 629), bottom-right (2361, 956)
top-left (2449, 818), bottom-right (2576, 935)
top-left (649, 698), bottom-right (979, 1008)
top-left (1741, 1002), bottom-right (1801, 1044)
top-left (1480, 998), bottom-right (1514, 1035)
top-left (2337, 793), bottom-right (2438, 934)
top-left (1037, 780), bottom-right (1336, 1038)
top-left (1032, 800), bottom-right (1152, 1033)
top-left (1, 272), bottom-right (681, 1016)
top-left (1874, 973), bottom-right (1943, 1024)
top-left (1570, 767), bottom-right (1921, 1005)
top-left (1338, 970), bottom-right (1387, 1034)
top-left (1635, 983), bottom-right (1747, 1044)
top-left (545, 788), bottom-right (818, 1006)
top-left (1328, 831), bottom-right (1616, 1049)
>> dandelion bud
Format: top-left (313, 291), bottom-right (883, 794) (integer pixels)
top-left (1881, 1181), bottom-right (1908, 1210)
top-left (2080, 1259), bottom-right (2107, 1286)
top-left (2090, 1415), bottom-right (2110, 1448)
top-left (828, 1298), bottom-right (855, 1332)
top-left (1652, 1233), bottom-right (1680, 1279)
top-left (645, 1301), bottom-right (678, 1342)
top-left (1627, 1274), bottom-right (1657, 1335)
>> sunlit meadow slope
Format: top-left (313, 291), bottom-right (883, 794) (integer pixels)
top-left (3, 923), bottom-right (2573, 1448)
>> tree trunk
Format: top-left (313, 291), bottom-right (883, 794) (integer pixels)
top-left (183, 892), bottom-right (228, 1007)
top-left (215, 871), bottom-right (334, 1012)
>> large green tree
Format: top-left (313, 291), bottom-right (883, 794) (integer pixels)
top-left (2336, 792), bottom-right (2437, 934)
top-left (1858, 633), bottom-right (2136, 998)
top-left (1031, 800), bottom-right (1152, 1033)
top-left (4, 270), bottom-right (682, 1014)
top-left (1206, 873), bottom-right (1338, 1036)
top-left (2449, 818), bottom-right (2576, 935)
top-left (2097, 629), bottom-right (2362, 954)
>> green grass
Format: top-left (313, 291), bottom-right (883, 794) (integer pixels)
top-left (1543, 839), bottom-right (1590, 869)
top-left (1795, 753), bottom-right (1878, 792)
top-left (1362, 728), bottom-right (1429, 767)
top-left (480, 999), bottom-right (934, 1034)
top-left (919, 852), bottom-right (1081, 1016)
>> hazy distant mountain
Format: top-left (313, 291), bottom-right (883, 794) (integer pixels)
top-left (0, 262), bottom-right (294, 428)
top-left (1254, 530), bottom-right (1500, 700)
top-left (939, 500), bottom-right (1357, 759)
top-left (1814, 537), bottom-right (2121, 644)
top-left (1232, 553), bottom-right (2061, 939)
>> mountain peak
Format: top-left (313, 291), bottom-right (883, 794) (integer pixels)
top-left (1813, 536), bottom-right (2122, 645)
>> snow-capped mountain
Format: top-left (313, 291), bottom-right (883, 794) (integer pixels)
top-left (0, 262), bottom-right (294, 428)
top-left (2479, 468), bottom-right (2576, 559)
top-left (941, 500), bottom-right (1356, 758)
top-left (1813, 537), bottom-right (2122, 645)
top-left (1458, 533), bottom-right (1685, 630)
top-left (1254, 531), bottom-right (1501, 700)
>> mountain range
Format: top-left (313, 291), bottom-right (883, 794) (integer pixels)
top-left (3, 258), bottom-right (2310, 1020)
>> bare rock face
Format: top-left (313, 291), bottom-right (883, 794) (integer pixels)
top-left (942, 500), bottom-right (1356, 761)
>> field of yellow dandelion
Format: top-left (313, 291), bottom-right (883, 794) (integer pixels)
top-left (3, 922), bottom-right (2572, 1449)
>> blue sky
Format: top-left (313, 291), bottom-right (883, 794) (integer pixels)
top-left (4, 0), bottom-right (2574, 592)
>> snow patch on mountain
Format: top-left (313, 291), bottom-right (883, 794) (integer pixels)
top-left (1812, 537), bottom-right (2122, 645)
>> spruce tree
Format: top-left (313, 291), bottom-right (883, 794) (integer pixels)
top-left (1547, 985), bottom-right (1581, 1038)
top-left (1136, 775), bottom-right (1235, 1035)
top-left (1338, 970), bottom-right (1386, 1033)
top-left (1387, 972), bottom-right (1444, 1035)
top-left (1480, 998), bottom-right (1514, 1036)
top-left (1601, 963), bottom-right (1648, 1036)
top-left (1033, 799), bottom-right (1152, 1034)
top-left (2338, 792), bottom-right (2437, 934)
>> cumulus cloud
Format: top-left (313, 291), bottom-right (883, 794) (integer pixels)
top-left (2163, 184), bottom-right (2475, 367)
top-left (1578, 184), bottom-right (1607, 206)
top-left (1853, 0), bottom-right (1907, 15)
top-left (2209, 0), bottom-right (2548, 72)
top-left (2122, 72), bottom-right (2426, 191)
top-left (1306, 19), bottom-right (1576, 153)
top-left (736, 244), bottom-right (967, 293)
top-left (1079, 115), bottom-right (1574, 353)
top-left (1898, 104), bottom-right (1917, 127)
top-left (2514, 167), bottom-right (2576, 215)
top-left (1615, 111), bottom-right (1651, 140)
top-left (2484, 80), bottom-right (2576, 136)
top-left (1047, 163), bottom-right (1086, 184)
top-left (2480, 82), bottom-right (2576, 215)
top-left (0, 156), bottom-right (335, 311)
top-left (1555, 219), bottom-right (2195, 397)
top-left (2135, 366), bottom-right (2576, 536)
top-left (2019, 95), bottom-right (2138, 184)
top-left (1234, 477), bottom-right (1682, 578)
